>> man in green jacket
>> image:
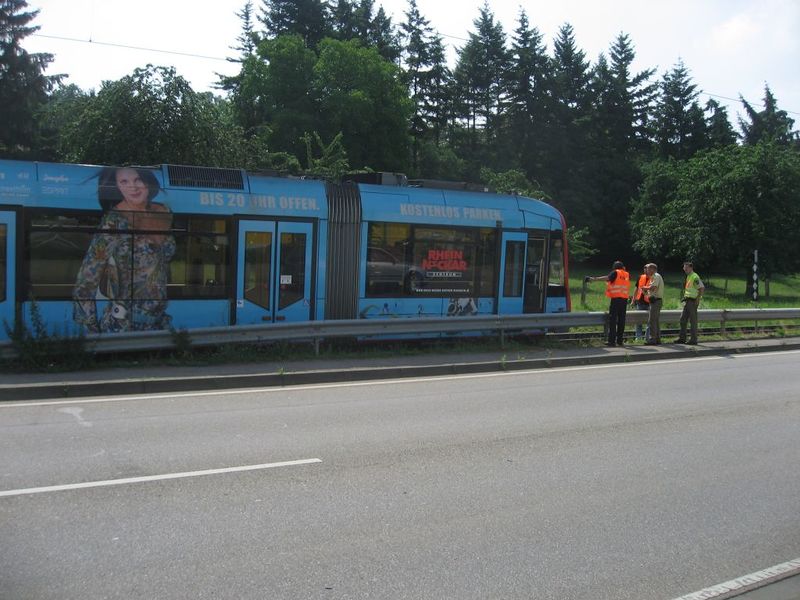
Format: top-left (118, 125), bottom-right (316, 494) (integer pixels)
top-left (675, 261), bottom-right (705, 345)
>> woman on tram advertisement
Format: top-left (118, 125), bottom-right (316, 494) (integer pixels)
top-left (73, 167), bottom-right (175, 333)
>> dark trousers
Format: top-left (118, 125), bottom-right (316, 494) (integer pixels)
top-left (634, 300), bottom-right (649, 339)
top-left (647, 297), bottom-right (663, 343)
top-left (679, 298), bottom-right (699, 342)
top-left (608, 297), bottom-right (627, 345)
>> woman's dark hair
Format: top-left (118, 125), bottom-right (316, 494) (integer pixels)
top-left (97, 167), bottom-right (162, 212)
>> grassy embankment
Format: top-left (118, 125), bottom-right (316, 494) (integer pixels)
top-left (568, 264), bottom-right (800, 340)
top-left (569, 265), bottom-right (800, 311)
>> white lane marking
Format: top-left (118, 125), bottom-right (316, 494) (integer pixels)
top-left (671, 557), bottom-right (800, 599)
top-left (0, 458), bottom-right (322, 498)
top-left (3, 349), bottom-right (800, 409)
top-left (57, 406), bottom-right (92, 427)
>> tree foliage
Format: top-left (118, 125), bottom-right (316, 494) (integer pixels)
top-left (53, 65), bottom-right (242, 166)
top-left (313, 38), bottom-right (411, 171)
top-left (258, 0), bottom-right (330, 48)
top-left (631, 143), bottom-right (800, 274)
top-left (0, 0), bottom-right (61, 156)
top-left (739, 85), bottom-right (798, 146)
top-left (452, 2), bottom-right (509, 171)
top-left (504, 9), bottom-right (550, 179)
top-left (303, 131), bottom-right (350, 179)
top-left (652, 60), bottom-right (705, 159)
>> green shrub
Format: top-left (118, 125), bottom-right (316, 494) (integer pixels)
top-left (3, 300), bottom-right (90, 371)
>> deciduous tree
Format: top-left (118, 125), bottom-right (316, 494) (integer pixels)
top-left (631, 143), bottom-right (800, 276)
top-left (313, 38), bottom-right (410, 171)
top-left (57, 65), bottom-right (241, 167)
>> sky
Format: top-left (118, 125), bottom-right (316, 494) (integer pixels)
top-left (21, 0), bottom-right (800, 127)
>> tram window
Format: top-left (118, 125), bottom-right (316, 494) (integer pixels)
top-left (244, 231), bottom-right (272, 309)
top-left (278, 232), bottom-right (306, 309)
top-left (27, 213), bottom-right (101, 299)
top-left (170, 217), bottom-right (229, 298)
top-left (548, 236), bottom-right (566, 291)
top-left (503, 241), bottom-right (525, 297)
top-left (412, 228), bottom-right (475, 295)
top-left (366, 223), bottom-right (412, 296)
top-left (366, 222), bottom-right (496, 298)
top-left (26, 211), bottom-right (230, 300)
top-left (0, 224), bottom-right (6, 302)
top-left (474, 228), bottom-right (497, 297)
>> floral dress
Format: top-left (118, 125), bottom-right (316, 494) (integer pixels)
top-left (73, 208), bottom-right (176, 333)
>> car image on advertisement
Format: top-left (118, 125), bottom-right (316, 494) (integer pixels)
top-left (366, 246), bottom-right (423, 294)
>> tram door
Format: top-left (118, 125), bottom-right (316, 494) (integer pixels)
top-left (497, 232), bottom-right (527, 314)
top-left (236, 220), bottom-right (313, 325)
top-left (0, 212), bottom-right (14, 340)
top-left (523, 235), bottom-right (547, 313)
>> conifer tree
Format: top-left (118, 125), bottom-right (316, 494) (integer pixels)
top-left (339, 0), bottom-right (399, 62)
top-left (400, 0), bottom-right (434, 170)
top-left (606, 34), bottom-right (657, 153)
top-left (551, 23), bottom-right (592, 113)
top-left (232, 1), bottom-right (259, 60)
top-left (330, 0), bottom-right (357, 39)
top-left (0, 0), bottom-right (62, 156)
top-left (424, 33), bottom-right (452, 150)
top-left (353, 0), bottom-right (374, 40)
top-left (704, 99), bottom-right (737, 147)
top-left (585, 35), bottom-right (657, 259)
top-left (547, 23), bottom-right (593, 226)
top-left (258, 0), bottom-right (330, 48)
top-left (369, 6), bottom-right (399, 63)
top-left (504, 9), bottom-right (550, 179)
top-left (739, 84), bottom-right (798, 145)
top-left (653, 60), bottom-right (706, 159)
top-left (216, 1), bottom-right (259, 92)
top-left (452, 2), bottom-right (509, 173)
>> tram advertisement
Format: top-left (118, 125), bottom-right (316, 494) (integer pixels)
top-left (414, 247), bottom-right (473, 295)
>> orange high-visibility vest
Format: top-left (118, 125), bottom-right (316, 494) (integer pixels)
top-left (634, 273), bottom-right (651, 303)
top-left (606, 269), bottom-right (630, 299)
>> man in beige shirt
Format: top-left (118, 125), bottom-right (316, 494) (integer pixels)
top-left (643, 263), bottom-right (664, 345)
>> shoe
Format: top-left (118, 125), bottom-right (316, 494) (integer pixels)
top-left (644, 341), bottom-right (658, 346)
top-left (687, 340), bottom-right (698, 345)
top-left (605, 342), bottom-right (616, 347)
top-left (674, 339), bottom-right (686, 344)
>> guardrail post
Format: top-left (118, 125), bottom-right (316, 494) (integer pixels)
top-left (314, 337), bottom-right (321, 356)
top-left (720, 310), bottom-right (727, 338)
top-left (499, 324), bottom-right (505, 349)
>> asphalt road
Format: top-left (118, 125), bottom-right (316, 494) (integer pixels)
top-left (1, 350), bottom-right (799, 599)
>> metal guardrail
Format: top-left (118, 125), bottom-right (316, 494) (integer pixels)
top-left (2, 308), bottom-right (799, 359)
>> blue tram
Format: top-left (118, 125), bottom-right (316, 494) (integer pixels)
top-left (0, 160), bottom-right (569, 341)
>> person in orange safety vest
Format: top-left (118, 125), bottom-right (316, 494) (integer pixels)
top-left (586, 260), bottom-right (631, 347)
